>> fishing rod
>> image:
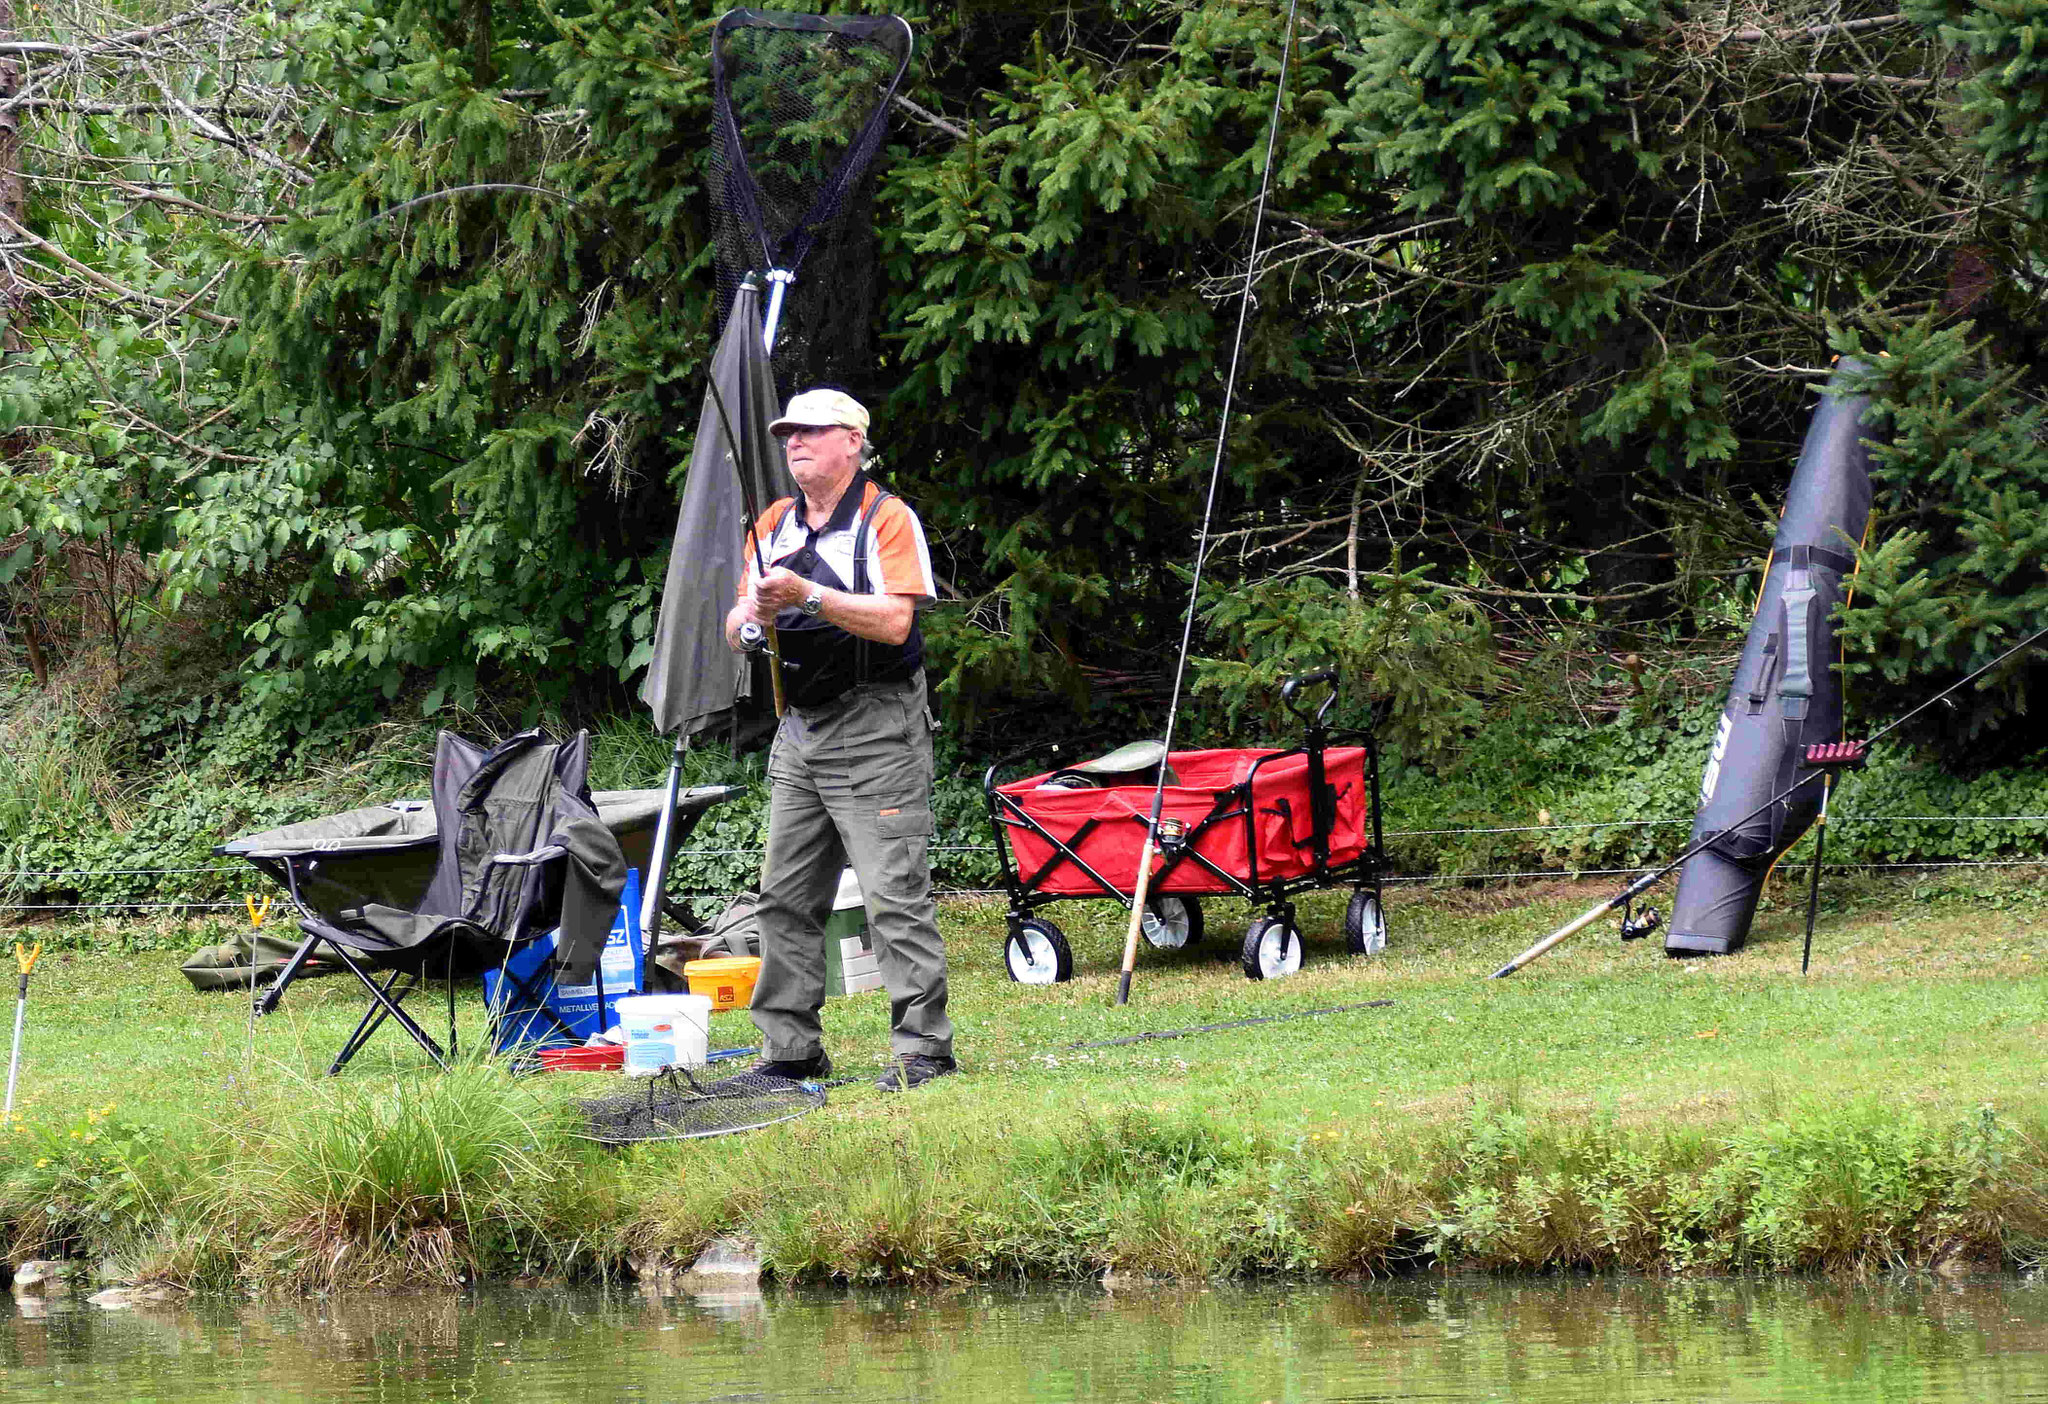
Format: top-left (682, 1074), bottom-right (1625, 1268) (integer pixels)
top-left (1115, 0), bottom-right (1304, 1006)
top-left (1490, 621), bottom-right (2048, 978)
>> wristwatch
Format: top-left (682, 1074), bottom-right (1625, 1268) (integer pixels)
top-left (799, 586), bottom-right (825, 617)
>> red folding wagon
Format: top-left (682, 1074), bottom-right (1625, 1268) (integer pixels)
top-left (982, 672), bottom-right (1389, 982)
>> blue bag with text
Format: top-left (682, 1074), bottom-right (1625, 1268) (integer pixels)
top-left (485, 868), bottom-right (644, 1051)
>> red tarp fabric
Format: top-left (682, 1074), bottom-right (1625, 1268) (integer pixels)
top-left (996, 748), bottom-right (1368, 896)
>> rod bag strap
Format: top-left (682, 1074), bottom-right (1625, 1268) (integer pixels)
top-left (1786, 542), bottom-right (1856, 576)
top-left (1749, 634), bottom-right (1779, 714)
top-left (1779, 551), bottom-right (1820, 720)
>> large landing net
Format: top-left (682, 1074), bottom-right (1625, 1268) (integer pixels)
top-left (709, 8), bottom-right (913, 386)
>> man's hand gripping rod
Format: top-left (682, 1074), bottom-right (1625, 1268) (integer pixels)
top-left (1490, 622), bottom-right (2048, 978)
top-left (701, 373), bottom-right (786, 718)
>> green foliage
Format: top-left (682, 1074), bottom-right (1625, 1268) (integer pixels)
top-left (1913, 0), bottom-right (2048, 221)
top-left (1191, 565), bottom-right (1498, 753)
top-left (239, 1066), bottom-right (582, 1285)
top-left (1427, 1099), bottom-right (2029, 1272)
top-left (1832, 319), bottom-right (2048, 742)
top-left (210, 0), bottom-right (670, 720)
top-left (1, 1105), bottom-right (175, 1260)
top-left (8, 0), bottom-right (2048, 901)
top-left (882, 1), bottom-right (1350, 705)
top-left (1486, 243), bottom-right (1665, 347)
top-left (9, 1080), bottom-right (2043, 1283)
top-left (1582, 342), bottom-right (1740, 474)
top-left (0, 1067), bottom-right (609, 1287)
top-left (1376, 696), bottom-right (2048, 878)
top-left (1336, 0), bottom-right (1663, 216)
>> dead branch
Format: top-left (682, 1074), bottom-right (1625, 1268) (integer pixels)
top-left (0, 211), bottom-right (237, 326)
top-left (0, 1), bottom-right (241, 60)
top-left (1717, 14), bottom-right (1911, 45)
top-left (1794, 71), bottom-right (1934, 89)
top-left (892, 92), bottom-right (969, 141)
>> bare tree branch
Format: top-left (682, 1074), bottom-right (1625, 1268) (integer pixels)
top-left (0, 210), bottom-right (237, 326)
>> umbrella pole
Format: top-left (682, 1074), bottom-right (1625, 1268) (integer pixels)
top-left (642, 738), bottom-right (688, 947)
top-left (701, 362), bottom-right (787, 720)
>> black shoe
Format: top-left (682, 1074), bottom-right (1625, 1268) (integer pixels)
top-left (751, 1051), bottom-right (832, 1082)
top-left (875, 1053), bottom-right (956, 1092)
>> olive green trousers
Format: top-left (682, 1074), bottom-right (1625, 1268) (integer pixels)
top-left (750, 672), bottom-right (953, 1061)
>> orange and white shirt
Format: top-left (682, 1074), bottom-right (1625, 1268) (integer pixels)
top-left (740, 474), bottom-right (936, 606)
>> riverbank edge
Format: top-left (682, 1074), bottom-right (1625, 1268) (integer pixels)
top-left (4, 1073), bottom-right (2043, 1294)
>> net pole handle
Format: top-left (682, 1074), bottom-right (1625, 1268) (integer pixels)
top-left (1115, 832), bottom-right (1160, 1006)
top-left (762, 270), bottom-right (794, 354)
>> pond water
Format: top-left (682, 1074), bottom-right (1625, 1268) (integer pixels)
top-left (5, 1274), bottom-right (2047, 1402)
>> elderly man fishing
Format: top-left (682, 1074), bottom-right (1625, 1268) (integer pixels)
top-left (723, 387), bottom-right (956, 1091)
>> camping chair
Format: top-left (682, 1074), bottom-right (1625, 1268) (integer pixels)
top-left (251, 728), bottom-right (627, 1075)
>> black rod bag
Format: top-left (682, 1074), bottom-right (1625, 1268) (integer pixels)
top-left (1665, 361), bottom-right (1882, 956)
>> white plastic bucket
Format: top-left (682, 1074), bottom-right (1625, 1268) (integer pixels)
top-left (616, 993), bottom-right (713, 1077)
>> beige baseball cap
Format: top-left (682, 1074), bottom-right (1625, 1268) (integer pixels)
top-left (769, 387), bottom-right (870, 437)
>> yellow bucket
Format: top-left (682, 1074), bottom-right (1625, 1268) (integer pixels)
top-left (685, 955), bottom-right (762, 1011)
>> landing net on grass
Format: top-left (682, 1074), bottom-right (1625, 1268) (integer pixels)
top-left (578, 1065), bottom-right (826, 1144)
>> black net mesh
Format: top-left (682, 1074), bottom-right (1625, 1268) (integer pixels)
top-left (710, 9), bottom-right (913, 392)
top-left (577, 1065), bottom-right (827, 1143)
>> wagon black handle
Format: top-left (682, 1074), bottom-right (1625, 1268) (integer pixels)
top-left (983, 740), bottom-right (1069, 796)
top-left (1281, 670), bottom-right (1339, 726)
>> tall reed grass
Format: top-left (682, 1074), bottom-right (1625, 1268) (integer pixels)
top-left (3, 1064), bottom-right (626, 1290)
top-left (0, 707), bottom-right (127, 845)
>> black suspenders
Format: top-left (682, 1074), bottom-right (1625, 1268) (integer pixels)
top-left (766, 487), bottom-right (896, 685)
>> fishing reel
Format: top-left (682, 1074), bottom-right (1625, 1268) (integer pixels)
top-left (737, 622), bottom-right (769, 654)
top-left (1618, 898), bottom-right (1662, 942)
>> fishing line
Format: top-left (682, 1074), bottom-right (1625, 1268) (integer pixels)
top-left (1064, 999), bottom-right (1395, 1052)
top-left (1116, 0), bottom-right (1305, 1005)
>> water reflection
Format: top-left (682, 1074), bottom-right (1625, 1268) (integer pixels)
top-left (4, 1274), bottom-right (2045, 1402)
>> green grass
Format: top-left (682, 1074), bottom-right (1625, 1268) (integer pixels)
top-left (3, 868), bottom-right (2046, 1287)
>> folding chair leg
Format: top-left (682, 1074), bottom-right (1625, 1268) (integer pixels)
top-left (328, 954), bottom-right (447, 1075)
top-left (253, 932), bottom-right (323, 1017)
top-left (446, 945), bottom-right (458, 1062)
top-left (329, 973), bottom-right (401, 1074)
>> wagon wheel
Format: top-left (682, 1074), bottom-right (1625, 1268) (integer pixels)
top-left (1004, 916), bottom-right (1074, 985)
top-left (1240, 916), bottom-right (1302, 981)
top-left (1344, 890), bottom-right (1388, 956)
top-left (1140, 895), bottom-right (1204, 950)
